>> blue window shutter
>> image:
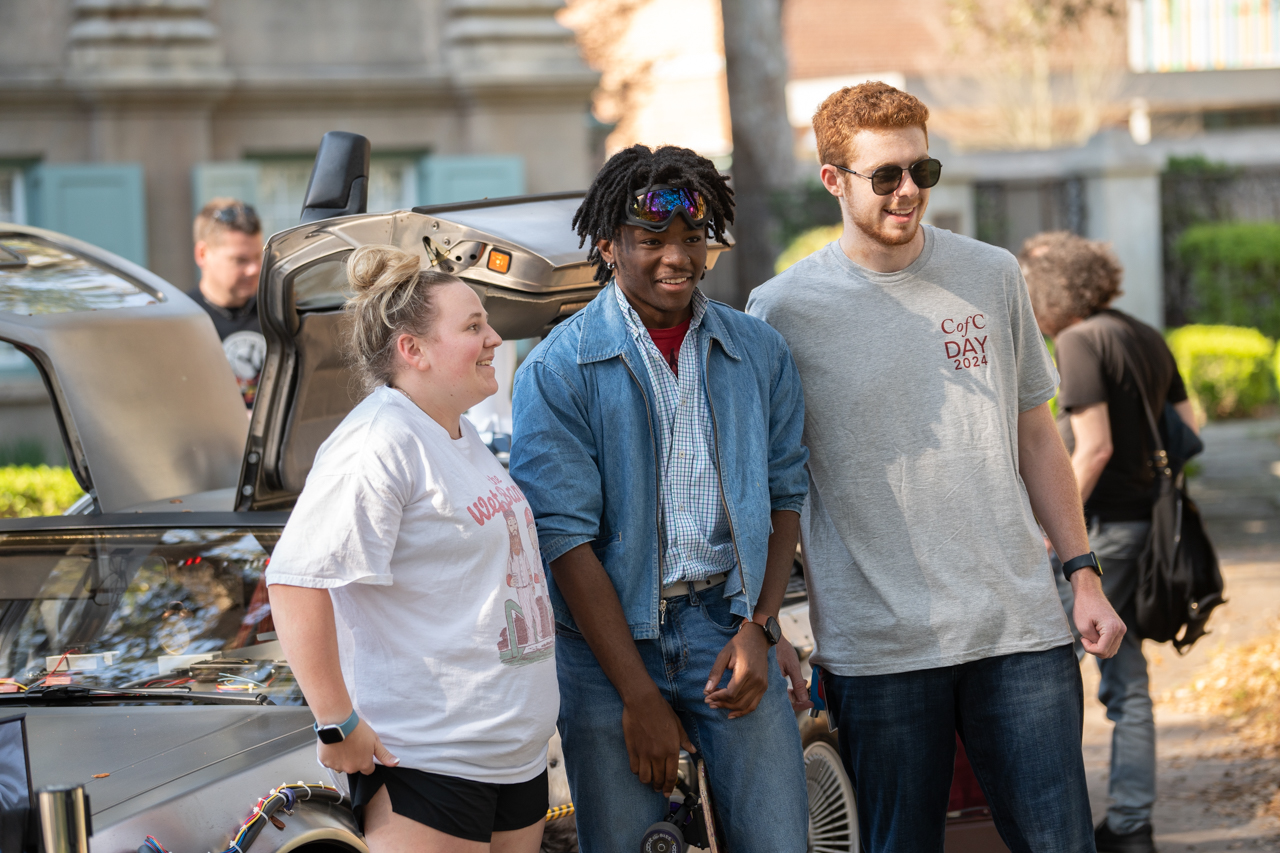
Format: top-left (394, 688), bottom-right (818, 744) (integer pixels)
top-left (192, 162), bottom-right (261, 217)
top-left (28, 163), bottom-right (147, 267)
top-left (418, 155), bottom-right (526, 206)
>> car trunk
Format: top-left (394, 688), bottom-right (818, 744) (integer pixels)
top-left (239, 193), bottom-right (732, 510)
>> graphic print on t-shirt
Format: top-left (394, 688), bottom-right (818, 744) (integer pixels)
top-left (940, 313), bottom-right (990, 373)
top-left (466, 475), bottom-right (553, 667)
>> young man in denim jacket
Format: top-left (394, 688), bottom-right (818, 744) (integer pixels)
top-left (509, 145), bottom-right (812, 852)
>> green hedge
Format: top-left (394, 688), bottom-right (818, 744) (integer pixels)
top-left (1177, 222), bottom-right (1280, 339)
top-left (0, 466), bottom-right (85, 518)
top-left (1166, 325), bottom-right (1276, 419)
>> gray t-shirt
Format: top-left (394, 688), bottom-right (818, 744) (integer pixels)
top-left (748, 226), bottom-right (1071, 676)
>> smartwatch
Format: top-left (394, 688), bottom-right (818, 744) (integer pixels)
top-left (742, 615), bottom-right (783, 646)
top-left (314, 709), bottom-right (360, 744)
top-left (1060, 551), bottom-right (1103, 581)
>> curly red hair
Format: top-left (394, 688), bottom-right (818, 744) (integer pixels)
top-left (813, 81), bottom-right (930, 167)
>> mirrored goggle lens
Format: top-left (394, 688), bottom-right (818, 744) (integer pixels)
top-left (870, 159), bottom-right (942, 195)
top-left (631, 188), bottom-right (708, 224)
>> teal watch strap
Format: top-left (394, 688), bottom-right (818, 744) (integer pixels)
top-left (313, 709), bottom-right (359, 742)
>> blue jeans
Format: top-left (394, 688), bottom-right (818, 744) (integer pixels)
top-left (824, 644), bottom-right (1094, 853)
top-left (555, 582), bottom-right (809, 853)
top-left (1055, 520), bottom-right (1154, 835)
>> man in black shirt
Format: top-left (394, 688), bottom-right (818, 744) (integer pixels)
top-left (191, 198), bottom-right (265, 408)
top-left (1022, 232), bottom-right (1197, 853)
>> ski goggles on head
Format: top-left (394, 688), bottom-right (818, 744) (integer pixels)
top-left (625, 185), bottom-right (709, 231)
top-left (833, 158), bottom-right (943, 195)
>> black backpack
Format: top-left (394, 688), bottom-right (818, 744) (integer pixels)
top-left (1116, 332), bottom-right (1225, 653)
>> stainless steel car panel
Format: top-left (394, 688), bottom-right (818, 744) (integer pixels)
top-left (25, 706), bottom-right (313, 815)
top-left (0, 224), bottom-right (249, 513)
top-left (23, 706), bottom-right (365, 853)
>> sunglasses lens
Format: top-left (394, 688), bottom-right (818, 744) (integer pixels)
top-left (911, 159), bottom-right (942, 189)
top-left (631, 188), bottom-right (707, 225)
top-left (870, 167), bottom-right (903, 195)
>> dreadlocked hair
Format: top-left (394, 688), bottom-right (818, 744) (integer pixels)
top-left (572, 144), bottom-right (735, 284)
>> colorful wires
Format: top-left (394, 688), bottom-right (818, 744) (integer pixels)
top-left (140, 782), bottom-right (342, 853)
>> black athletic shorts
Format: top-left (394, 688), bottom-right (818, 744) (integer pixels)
top-left (348, 765), bottom-right (548, 842)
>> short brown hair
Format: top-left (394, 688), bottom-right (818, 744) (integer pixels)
top-left (1019, 231), bottom-right (1123, 333)
top-left (813, 81), bottom-right (930, 167)
top-left (193, 198), bottom-right (262, 245)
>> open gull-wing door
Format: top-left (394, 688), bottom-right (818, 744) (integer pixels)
top-left (239, 193), bottom-right (733, 510)
top-left (0, 225), bottom-right (249, 513)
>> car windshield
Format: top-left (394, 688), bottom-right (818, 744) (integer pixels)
top-left (0, 526), bottom-right (301, 703)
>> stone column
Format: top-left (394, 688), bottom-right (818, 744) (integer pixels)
top-left (1083, 132), bottom-right (1164, 328)
top-left (444, 0), bottom-right (598, 192)
top-left (66, 0), bottom-right (231, 289)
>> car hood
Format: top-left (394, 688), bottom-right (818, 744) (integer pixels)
top-left (0, 225), bottom-right (249, 513)
top-left (238, 193), bottom-right (732, 510)
top-left (24, 705), bottom-right (315, 820)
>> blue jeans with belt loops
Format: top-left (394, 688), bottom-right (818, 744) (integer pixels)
top-left (824, 643), bottom-right (1095, 853)
top-left (554, 581), bottom-right (809, 853)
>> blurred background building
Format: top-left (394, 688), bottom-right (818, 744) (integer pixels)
top-left (4, 0), bottom-right (1280, 462)
top-left (0, 0), bottom-right (598, 291)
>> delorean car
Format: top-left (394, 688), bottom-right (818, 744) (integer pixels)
top-left (0, 134), bottom-right (1003, 853)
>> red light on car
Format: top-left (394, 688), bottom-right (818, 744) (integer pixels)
top-left (487, 249), bottom-right (511, 274)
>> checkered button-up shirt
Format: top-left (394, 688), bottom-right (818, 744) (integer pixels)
top-left (615, 284), bottom-right (738, 586)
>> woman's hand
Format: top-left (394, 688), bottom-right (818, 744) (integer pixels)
top-left (317, 719), bottom-right (400, 775)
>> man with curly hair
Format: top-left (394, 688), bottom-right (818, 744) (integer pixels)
top-left (1021, 231), bottom-right (1197, 853)
top-left (749, 82), bottom-right (1125, 852)
top-left (509, 144), bottom-right (812, 851)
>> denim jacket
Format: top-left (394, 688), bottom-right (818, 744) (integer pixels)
top-left (509, 284), bottom-right (808, 640)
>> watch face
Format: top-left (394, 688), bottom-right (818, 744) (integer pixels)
top-left (764, 617), bottom-right (782, 646)
top-left (317, 726), bottom-right (345, 745)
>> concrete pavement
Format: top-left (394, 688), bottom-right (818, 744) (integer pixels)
top-left (1081, 417), bottom-right (1280, 852)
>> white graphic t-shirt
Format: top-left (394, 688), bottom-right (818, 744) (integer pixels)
top-left (266, 386), bottom-right (557, 783)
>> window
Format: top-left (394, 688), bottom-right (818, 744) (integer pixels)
top-left (0, 168), bottom-right (26, 225)
top-left (254, 155), bottom-right (421, 238)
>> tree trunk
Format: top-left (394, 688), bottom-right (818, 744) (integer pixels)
top-left (720, 0), bottom-right (795, 306)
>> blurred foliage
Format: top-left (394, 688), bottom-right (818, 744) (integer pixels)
top-left (1165, 154), bottom-right (1240, 178)
top-left (1176, 221), bottom-right (1280, 339)
top-left (0, 466), bottom-right (84, 518)
top-left (770, 180), bottom-right (842, 250)
top-left (1166, 325), bottom-right (1276, 420)
top-left (774, 224), bottom-right (842, 274)
top-left (0, 440), bottom-right (48, 467)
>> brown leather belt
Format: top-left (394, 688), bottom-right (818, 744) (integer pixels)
top-left (660, 572), bottom-right (729, 599)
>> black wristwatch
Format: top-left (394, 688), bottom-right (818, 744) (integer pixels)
top-left (742, 615), bottom-right (783, 646)
top-left (1061, 551), bottom-right (1103, 581)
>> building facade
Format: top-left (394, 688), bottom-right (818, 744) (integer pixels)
top-left (0, 0), bottom-right (596, 464)
top-left (0, 0), bottom-right (598, 290)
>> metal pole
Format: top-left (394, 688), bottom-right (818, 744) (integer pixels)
top-left (36, 785), bottom-right (89, 853)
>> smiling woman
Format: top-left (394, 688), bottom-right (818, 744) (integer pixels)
top-left (265, 242), bottom-right (555, 853)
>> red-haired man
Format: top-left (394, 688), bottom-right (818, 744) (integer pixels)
top-left (749, 82), bottom-right (1124, 852)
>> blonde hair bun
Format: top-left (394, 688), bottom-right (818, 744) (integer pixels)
top-left (346, 244), bottom-right (422, 295)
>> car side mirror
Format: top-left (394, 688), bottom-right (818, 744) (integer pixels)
top-left (299, 131), bottom-right (371, 225)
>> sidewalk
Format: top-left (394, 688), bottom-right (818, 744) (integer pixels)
top-left (1081, 417), bottom-right (1280, 852)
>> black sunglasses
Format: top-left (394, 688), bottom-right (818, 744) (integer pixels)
top-left (213, 203), bottom-right (261, 231)
top-left (832, 158), bottom-right (942, 195)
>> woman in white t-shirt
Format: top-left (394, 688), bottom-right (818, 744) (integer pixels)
top-left (267, 245), bottom-right (558, 853)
